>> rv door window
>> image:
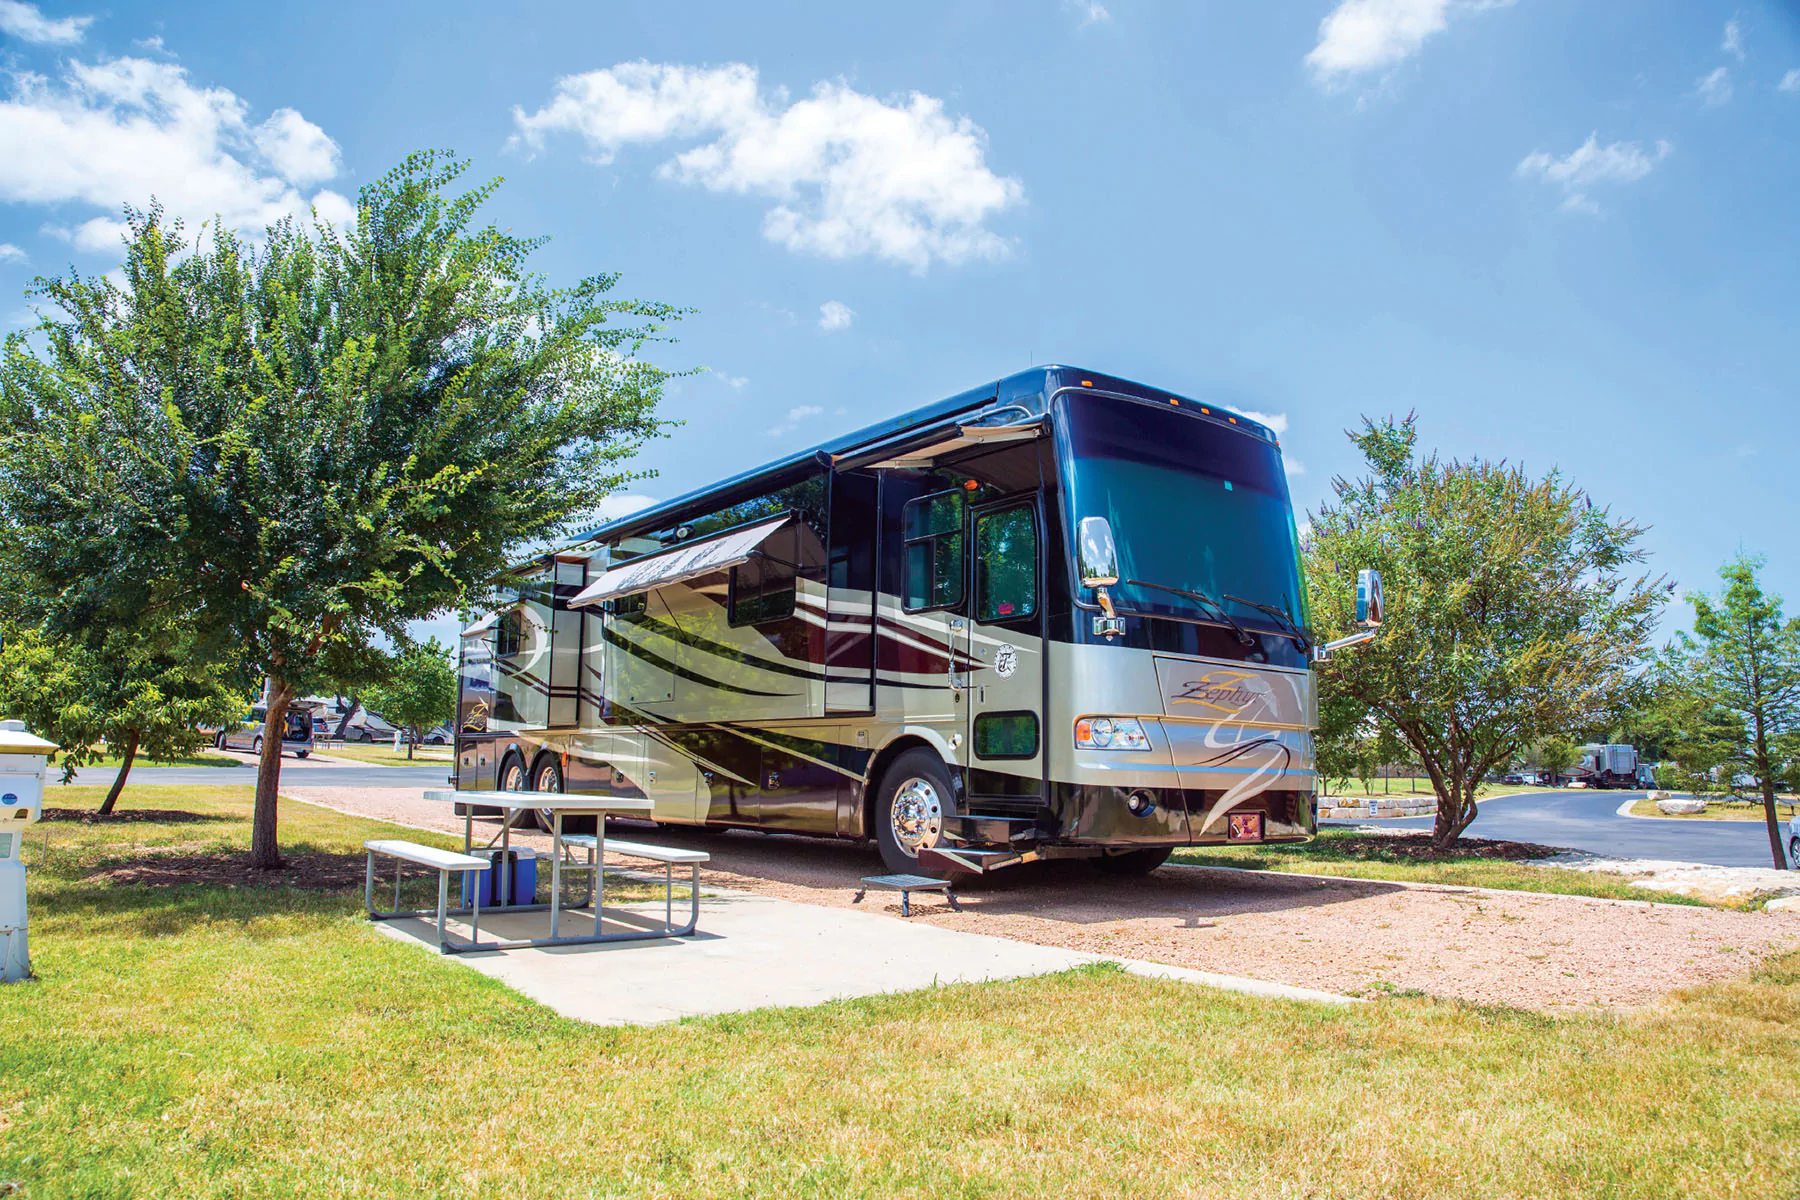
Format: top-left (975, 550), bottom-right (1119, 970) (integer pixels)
top-left (495, 609), bottom-right (525, 658)
top-left (974, 503), bottom-right (1038, 623)
top-left (902, 489), bottom-right (967, 612)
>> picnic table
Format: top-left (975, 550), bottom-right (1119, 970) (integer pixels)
top-left (412, 789), bottom-right (695, 952)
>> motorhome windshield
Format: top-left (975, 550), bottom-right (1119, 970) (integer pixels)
top-left (1058, 390), bottom-right (1305, 637)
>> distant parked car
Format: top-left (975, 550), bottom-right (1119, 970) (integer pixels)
top-left (422, 725), bottom-right (453, 746)
top-left (1788, 815), bottom-right (1800, 871)
top-left (216, 705), bottom-right (313, 758)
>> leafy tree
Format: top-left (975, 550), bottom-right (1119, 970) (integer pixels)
top-left (0, 627), bottom-right (247, 815)
top-left (362, 637), bottom-right (458, 758)
top-left (1667, 556), bottom-right (1800, 868)
top-left (1306, 414), bottom-right (1665, 847)
top-left (0, 152), bottom-right (683, 868)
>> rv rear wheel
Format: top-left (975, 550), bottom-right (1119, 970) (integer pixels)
top-left (498, 754), bottom-right (527, 793)
top-left (1091, 847), bottom-right (1172, 876)
top-left (873, 749), bottom-right (952, 876)
top-left (531, 758), bottom-right (595, 834)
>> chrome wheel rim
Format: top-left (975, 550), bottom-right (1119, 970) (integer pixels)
top-left (501, 762), bottom-right (524, 791)
top-left (889, 776), bottom-right (943, 856)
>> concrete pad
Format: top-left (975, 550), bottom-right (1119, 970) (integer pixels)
top-left (374, 888), bottom-right (1355, 1025)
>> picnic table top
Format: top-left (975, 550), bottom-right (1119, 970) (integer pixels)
top-left (423, 789), bottom-right (655, 814)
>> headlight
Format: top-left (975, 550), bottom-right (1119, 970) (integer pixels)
top-left (1074, 717), bottom-right (1152, 752)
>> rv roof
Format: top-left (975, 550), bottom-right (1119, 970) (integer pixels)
top-left (556, 364), bottom-right (1272, 552)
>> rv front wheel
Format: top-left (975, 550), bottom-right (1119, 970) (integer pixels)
top-left (874, 749), bottom-right (951, 875)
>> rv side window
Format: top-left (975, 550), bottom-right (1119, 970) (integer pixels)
top-left (974, 503), bottom-right (1038, 623)
top-left (496, 609), bottom-right (524, 657)
top-left (612, 592), bottom-right (647, 618)
top-left (974, 712), bottom-right (1039, 760)
top-left (729, 525), bottom-right (797, 626)
top-left (902, 489), bottom-right (966, 612)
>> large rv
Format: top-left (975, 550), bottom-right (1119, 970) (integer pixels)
top-left (452, 366), bottom-right (1380, 876)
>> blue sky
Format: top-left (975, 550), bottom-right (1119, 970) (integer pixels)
top-left (2, 0), bottom-right (1796, 645)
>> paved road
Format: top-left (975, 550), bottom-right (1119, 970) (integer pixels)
top-left (1329, 789), bottom-right (1788, 869)
top-left (64, 753), bottom-right (451, 793)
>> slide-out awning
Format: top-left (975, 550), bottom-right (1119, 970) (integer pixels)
top-left (568, 515), bottom-right (791, 610)
top-left (461, 612), bottom-right (501, 638)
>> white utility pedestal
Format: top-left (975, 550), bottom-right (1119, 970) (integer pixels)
top-left (0, 722), bottom-right (56, 982)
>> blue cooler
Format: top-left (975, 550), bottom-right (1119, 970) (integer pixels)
top-left (460, 848), bottom-right (537, 908)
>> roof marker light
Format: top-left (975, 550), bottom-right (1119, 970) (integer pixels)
top-left (1081, 380), bottom-right (1093, 387)
top-left (1201, 407), bottom-right (1211, 415)
top-left (1228, 416), bottom-right (1237, 424)
top-left (1169, 398), bottom-right (1179, 406)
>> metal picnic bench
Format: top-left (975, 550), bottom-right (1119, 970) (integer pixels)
top-left (366, 792), bottom-right (710, 952)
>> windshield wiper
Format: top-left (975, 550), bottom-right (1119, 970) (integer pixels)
top-left (1224, 594), bottom-right (1310, 652)
top-left (1120, 578), bottom-right (1255, 645)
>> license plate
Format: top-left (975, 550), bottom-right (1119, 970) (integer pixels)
top-left (1228, 812), bottom-right (1264, 842)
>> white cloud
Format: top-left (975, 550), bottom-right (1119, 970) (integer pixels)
top-left (0, 0), bottom-right (91, 45)
top-left (252, 107), bottom-right (340, 186)
top-left (714, 371), bottom-right (749, 390)
top-left (1695, 66), bottom-right (1733, 106)
top-left (1782, 69), bottom-right (1800, 94)
top-left (1722, 19), bottom-right (1744, 61)
top-left (0, 54), bottom-right (349, 252)
top-left (593, 493), bottom-right (657, 521)
top-left (768, 404), bottom-right (823, 437)
top-left (513, 61), bottom-right (1023, 272)
top-left (1236, 408), bottom-right (1289, 436)
top-left (0, 242), bottom-right (24, 262)
top-left (1516, 133), bottom-right (1671, 215)
top-left (1067, 0), bottom-right (1111, 27)
top-left (1307, 0), bottom-right (1512, 83)
top-left (817, 300), bottom-right (854, 331)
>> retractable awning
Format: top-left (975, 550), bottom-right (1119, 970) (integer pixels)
top-left (838, 417), bottom-right (1044, 471)
top-left (568, 515), bottom-right (791, 610)
top-left (461, 612), bottom-right (501, 638)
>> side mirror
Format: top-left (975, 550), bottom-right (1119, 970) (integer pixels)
top-left (1356, 568), bottom-right (1384, 628)
top-left (1077, 517), bottom-right (1120, 588)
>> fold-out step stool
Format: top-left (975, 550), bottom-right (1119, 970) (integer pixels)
top-left (852, 873), bottom-right (962, 917)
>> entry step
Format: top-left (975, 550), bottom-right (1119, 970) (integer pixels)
top-left (918, 846), bottom-right (1038, 875)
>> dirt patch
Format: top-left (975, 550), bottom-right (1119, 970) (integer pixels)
top-left (88, 850), bottom-right (368, 891)
top-left (284, 785), bottom-right (1800, 1012)
top-left (45, 807), bottom-right (232, 826)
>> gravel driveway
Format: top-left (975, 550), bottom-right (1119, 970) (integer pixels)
top-left (289, 785), bottom-right (1800, 1012)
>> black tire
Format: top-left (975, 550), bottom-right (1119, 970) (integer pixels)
top-left (872, 748), bottom-right (954, 876)
top-left (530, 757), bottom-right (594, 833)
top-left (215, 732), bottom-right (227, 750)
top-left (1789, 837), bottom-right (1800, 871)
top-left (497, 753), bottom-right (528, 794)
top-left (251, 736), bottom-right (263, 756)
top-left (296, 751), bottom-right (309, 759)
top-left (1091, 847), bottom-right (1173, 876)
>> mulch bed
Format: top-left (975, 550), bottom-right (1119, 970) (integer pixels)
top-left (44, 807), bottom-right (230, 826)
top-left (86, 850), bottom-right (369, 892)
top-left (1314, 833), bottom-right (1568, 862)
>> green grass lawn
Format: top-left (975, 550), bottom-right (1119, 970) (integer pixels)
top-left (1174, 827), bottom-right (1713, 906)
top-left (1322, 778), bottom-right (1543, 801)
top-left (312, 743), bottom-right (454, 766)
top-left (1630, 797), bottom-right (1800, 822)
top-left (3, 787), bottom-right (1797, 1198)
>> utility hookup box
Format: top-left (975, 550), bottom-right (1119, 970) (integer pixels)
top-left (0, 722), bottom-right (56, 983)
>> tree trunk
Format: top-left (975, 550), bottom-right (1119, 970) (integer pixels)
top-left (97, 730), bottom-right (139, 817)
top-left (251, 680), bottom-right (292, 870)
top-left (1754, 726), bottom-right (1787, 870)
top-left (333, 698), bottom-right (360, 740)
